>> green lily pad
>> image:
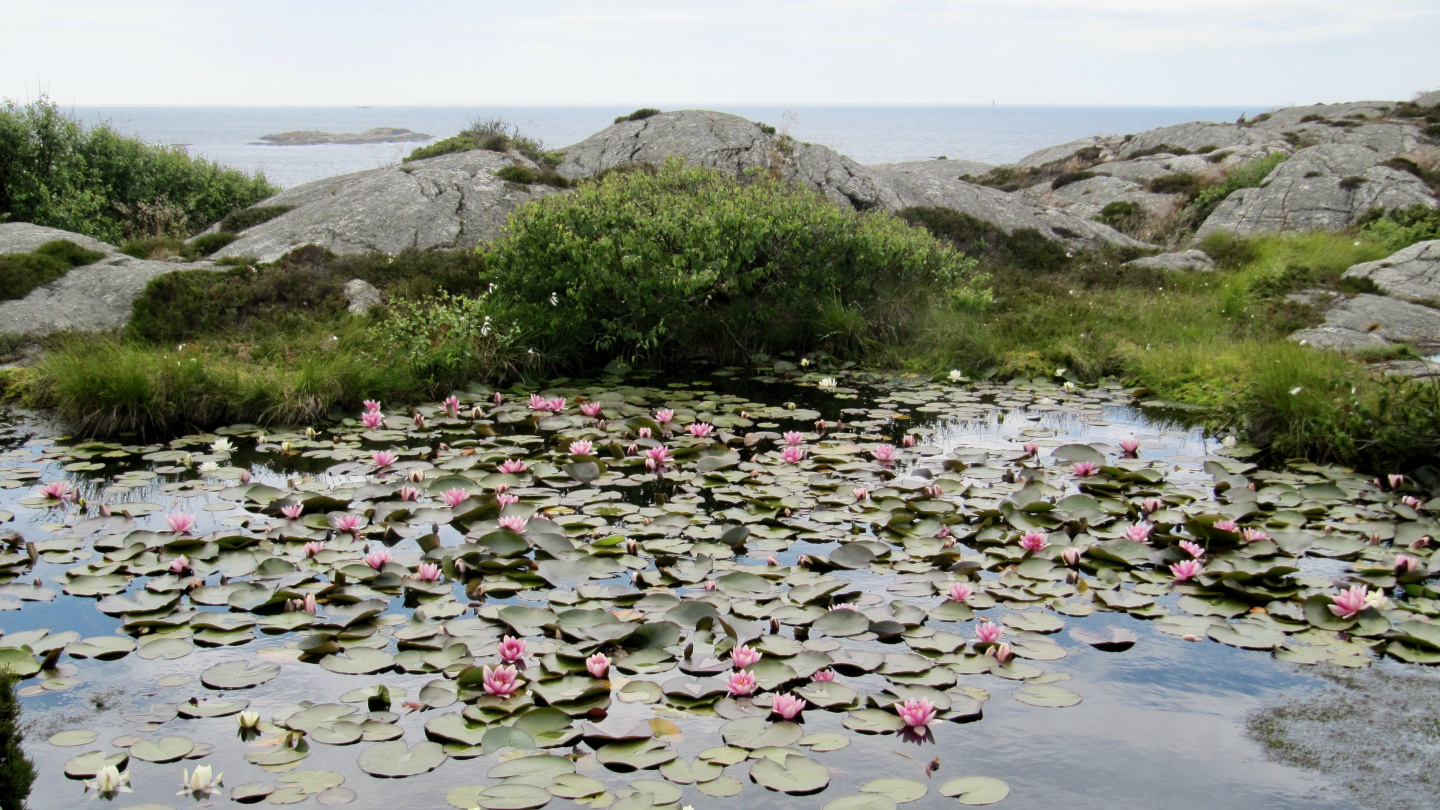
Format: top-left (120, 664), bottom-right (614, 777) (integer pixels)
top-left (750, 752), bottom-right (830, 793)
top-left (940, 776), bottom-right (1011, 805)
top-left (357, 740), bottom-right (447, 777)
top-left (201, 659), bottom-right (280, 690)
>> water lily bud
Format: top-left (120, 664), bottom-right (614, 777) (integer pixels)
top-left (237, 711), bottom-right (260, 729)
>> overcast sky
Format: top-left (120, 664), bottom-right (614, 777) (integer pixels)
top-left (3, 0), bottom-right (1437, 107)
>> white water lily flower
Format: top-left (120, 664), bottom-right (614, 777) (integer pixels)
top-left (198, 461), bottom-right (219, 473)
top-left (237, 710), bottom-right (260, 729)
top-left (818, 377), bottom-right (837, 389)
top-left (1363, 590), bottom-right (1390, 611)
top-left (85, 764), bottom-right (131, 795)
top-left (210, 438), bottom-right (234, 454)
top-left (179, 764), bottom-right (223, 797)
top-left (948, 369), bottom-right (963, 382)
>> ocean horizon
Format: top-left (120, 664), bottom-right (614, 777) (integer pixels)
top-left (69, 104), bottom-right (1256, 188)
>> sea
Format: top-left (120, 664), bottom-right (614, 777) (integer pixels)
top-left (69, 105), bottom-right (1254, 189)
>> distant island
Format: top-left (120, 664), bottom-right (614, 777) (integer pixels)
top-left (254, 127), bottom-right (432, 145)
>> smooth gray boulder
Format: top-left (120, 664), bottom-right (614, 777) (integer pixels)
top-left (1290, 293), bottom-right (1440, 352)
top-left (211, 149), bottom-right (557, 263)
top-left (1413, 91), bottom-right (1440, 107)
top-left (1196, 143), bottom-right (1437, 238)
top-left (1343, 241), bottom-right (1440, 304)
top-left (871, 160), bottom-right (1147, 251)
top-left (0, 254), bottom-right (214, 337)
top-left (344, 279), bottom-right (382, 315)
top-left (557, 110), bottom-right (901, 212)
top-left (1250, 101), bottom-right (1397, 131)
top-left (1018, 174), bottom-right (1180, 220)
top-left (1015, 136), bottom-right (1120, 169)
top-left (1124, 250), bottom-right (1215, 272)
top-left (0, 223), bottom-right (118, 256)
top-left (1117, 122), bottom-right (1288, 160)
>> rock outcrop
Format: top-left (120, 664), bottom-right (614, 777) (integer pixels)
top-left (870, 160), bottom-right (1147, 251)
top-left (343, 279), bottom-right (382, 315)
top-left (1116, 122), bottom-right (1288, 161)
top-left (1018, 174), bottom-right (1180, 221)
top-left (1290, 293), bottom-right (1440, 352)
top-left (256, 128), bottom-right (432, 146)
top-left (0, 223), bottom-right (118, 256)
top-left (210, 149), bottom-right (556, 263)
top-left (557, 110), bottom-right (901, 212)
top-left (0, 252), bottom-right (215, 337)
top-left (1196, 143), bottom-right (1437, 238)
top-left (1124, 249), bottom-right (1215, 272)
top-left (1342, 240), bottom-right (1440, 304)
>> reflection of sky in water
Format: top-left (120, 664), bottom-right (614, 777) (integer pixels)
top-left (0, 382), bottom-right (1363, 809)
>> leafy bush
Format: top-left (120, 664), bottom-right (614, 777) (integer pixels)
top-left (1187, 152), bottom-right (1289, 223)
top-left (615, 108), bottom-right (662, 124)
top-left (0, 670), bottom-right (36, 810)
top-left (1095, 201), bottom-right (1145, 234)
top-left (1147, 172), bottom-right (1204, 197)
top-left (899, 206), bottom-right (1069, 271)
top-left (1050, 171), bottom-right (1094, 190)
top-left (1199, 231), bottom-right (1259, 269)
top-left (0, 96), bottom-right (276, 243)
top-left (485, 161), bottom-right (986, 362)
top-left (1358, 205), bottom-right (1440, 252)
top-left (219, 205), bottom-right (293, 233)
top-left (376, 291), bottom-right (542, 388)
top-left (191, 232), bottom-right (239, 256)
top-left (404, 118), bottom-right (563, 167)
top-left (494, 165), bottom-right (570, 188)
top-left (0, 239), bottom-right (105, 300)
top-left (1127, 144), bottom-right (1192, 159)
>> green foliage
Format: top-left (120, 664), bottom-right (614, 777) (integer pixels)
top-left (1147, 172), bottom-right (1204, 197)
top-left (404, 118), bottom-right (563, 167)
top-left (1199, 231), bottom-right (1259, 269)
top-left (485, 161), bottom-right (986, 362)
top-left (1096, 201), bottom-right (1145, 235)
top-left (1358, 205), bottom-right (1440, 252)
top-left (0, 670), bottom-right (36, 810)
top-left (376, 291), bottom-right (542, 389)
top-left (615, 108), bottom-right (662, 124)
top-left (190, 232), bottom-right (239, 256)
top-left (1187, 152), bottom-right (1290, 223)
top-left (1050, 171), bottom-right (1094, 190)
top-left (0, 239), bottom-right (105, 301)
top-left (0, 96), bottom-right (276, 243)
top-left (1126, 144), bottom-right (1191, 159)
top-left (119, 235), bottom-right (188, 260)
top-left (219, 205), bottom-right (293, 233)
top-left (898, 206), bottom-right (1070, 271)
top-left (1338, 175), bottom-right (1367, 191)
top-left (403, 134), bottom-right (481, 163)
top-left (494, 165), bottom-right (570, 188)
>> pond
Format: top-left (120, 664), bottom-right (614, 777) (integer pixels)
top-left (1, 368), bottom-right (1435, 810)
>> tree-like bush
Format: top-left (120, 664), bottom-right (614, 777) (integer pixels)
top-left (484, 159), bottom-right (987, 362)
top-left (0, 670), bottom-right (36, 810)
top-left (0, 97), bottom-right (277, 244)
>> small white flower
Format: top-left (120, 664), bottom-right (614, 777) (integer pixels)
top-left (210, 438), bottom-right (234, 454)
top-left (85, 764), bottom-right (131, 796)
top-left (199, 461), bottom-right (219, 473)
top-left (800, 358), bottom-right (810, 367)
top-left (1289, 386), bottom-right (1303, 395)
top-left (549, 292), bottom-right (559, 306)
top-left (818, 377), bottom-right (837, 389)
top-left (948, 369), bottom-right (963, 382)
top-left (179, 764), bottom-right (222, 797)
top-left (1363, 590), bottom-right (1390, 611)
top-left (1063, 381), bottom-right (1076, 390)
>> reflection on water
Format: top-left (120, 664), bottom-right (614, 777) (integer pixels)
top-left (0, 377), bottom-right (1364, 810)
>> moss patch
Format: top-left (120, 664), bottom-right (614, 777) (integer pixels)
top-left (0, 239), bottom-right (106, 301)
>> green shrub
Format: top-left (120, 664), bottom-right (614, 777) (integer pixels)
top-left (218, 205), bottom-right (293, 232)
top-left (494, 165), bottom-right (570, 188)
top-left (1050, 171), bottom-right (1094, 190)
top-left (485, 160), bottom-right (986, 362)
top-left (403, 135), bottom-right (480, 163)
top-left (1127, 144), bottom-right (1192, 159)
top-left (0, 670), bottom-right (36, 810)
top-left (1095, 201), bottom-right (1145, 235)
top-left (1147, 172), bottom-right (1204, 197)
top-left (615, 108), bottom-right (662, 124)
top-left (120, 235), bottom-right (188, 260)
top-left (1338, 176), bottom-right (1367, 191)
top-left (1199, 231), bottom-right (1259, 269)
top-left (899, 206), bottom-right (1069, 271)
top-left (0, 239), bottom-right (105, 301)
top-left (1358, 205), bottom-right (1440, 251)
top-left (1187, 152), bottom-right (1289, 223)
top-left (404, 118), bottom-right (563, 167)
top-left (0, 96), bottom-right (276, 243)
top-left (190, 232), bottom-right (239, 256)
top-left (376, 291), bottom-right (542, 389)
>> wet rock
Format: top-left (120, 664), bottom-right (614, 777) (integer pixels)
top-left (344, 279), bottom-right (382, 315)
top-left (871, 160), bottom-right (1147, 251)
top-left (1343, 240), bottom-right (1440, 305)
top-left (0, 223), bottom-right (118, 256)
top-left (1124, 249), bottom-right (1215, 272)
top-left (0, 255), bottom-right (215, 337)
top-left (1290, 293), bottom-right (1440, 352)
top-left (1197, 143), bottom-right (1437, 238)
top-left (557, 110), bottom-right (901, 212)
top-left (211, 149), bottom-right (557, 263)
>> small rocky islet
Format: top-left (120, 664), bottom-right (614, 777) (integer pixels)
top-left (254, 127), bottom-right (434, 146)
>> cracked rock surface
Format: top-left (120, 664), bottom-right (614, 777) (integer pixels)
top-left (0, 252), bottom-right (216, 337)
top-left (1343, 240), bottom-right (1440, 305)
top-left (1290, 293), bottom-right (1440, 353)
top-left (210, 149), bottom-right (556, 263)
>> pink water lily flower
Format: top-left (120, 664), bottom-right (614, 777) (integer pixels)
top-left (496, 494), bottom-right (519, 509)
top-left (361, 411), bottom-right (384, 429)
top-left (415, 563), bottom-right (441, 582)
top-left (1329, 585), bottom-right (1371, 619)
top-left (581, 402), bottom-right (602, 418)
top-left (38, 481), bottom-right (71, 500)
top-left (1141, 498), bottom-right (1164, 514)
top-left (726, 670), bottom-right (757, 696)
top-left (654, 409), bottom-right (675, 424)
top-left (498, 459), bottom-right (528, 474)
top-left (483, 664), bottom-right (522, 697)
top-left (1395, 555), bottom-right (1421, 575)
top-left (989, 642), bottom-right (1015, 664)
top-left (731, 645), bottom-right (762, 669)
top-left (1170, 559), bottom-right (1204, 582)
top-left (948, 582), bottom-right (973, 602)
top-left (1125, 522), bottom-right (1153, 544)
top-left (586, 653), bottom-right (610, 679)
top-left (499, 516), bottom-right (528, 533)
top-left (497, 635), bottom-right (526, 662)
top-left (528, 394), bottom-right (548, 411)
top-left (372, 450), bottom-right (399, 468)
top-left (784, 431), bottom-right (805, 446)
top-left (1061, 547), bottom-right (1082, 567)
top-left (1019, 531), bottom-right (1048, 553)
top-left (363, 399), bottom-right (382, 413)
top-left (902, 434), bottom-right (917, 448)
top-left (1388, 473), bottom-right (1405, 490)
top-left (872, 444), bottom-right (898, 464)
top-left (1023, 442), bottom-right (1038, 456)
top-left (975, 619), bottom-right (1003, 644)
top-left (364, 549), bottom-right (392, 570)
top-left (332, 514), bottom-right (364, 535)
top-left (303, 541), bottom-right (324, 558)
top-left (645, 447), bottom-right (673, 473)
top-left (896, 697), bottom-right (937, 727)
top-left (1072, 461), bottom-right (1097, 477)
top-left (853, 488), bottom-right (869, 502)
top-left (1214, 520), bottom-right (1239, 533)
top-left (170, 555), bottom-right (190, 574)
top-left (166, 514), bottom-right (197, 534)
top-left (687, 423), bottom-right (714, 438)
top-left (281, 504), bottom-right (303, 519)
top-left (772, 693), bottom-right (806, 720)
top-left (811, 669), bottom-right (836, 682)
top-left (637, 427), bottom-right (652, 439)
top-left (1119, 437), bottom-right (1140, 456)
top-left (441, 488), bottom-right (471, 508)
top-left (569, 440), bottom-right (593, 455)
top-left (1240, 528), bottom-right (1271, 543)
top-left (1178, 540), bottom-right (1205, 558)
top-left (780, 446), bottom-right (806, 464)
top-left (286, 593), bottom-right (317, 614)
top-left (1402, 495), bottom-right (1423, 510)
top-left (397, 486), bottom-right (422, 502)
top-left (443, 395), bottom-right (460, 417)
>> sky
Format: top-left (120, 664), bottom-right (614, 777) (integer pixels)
top-left (2, 0), bottom-right (1437, 107)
